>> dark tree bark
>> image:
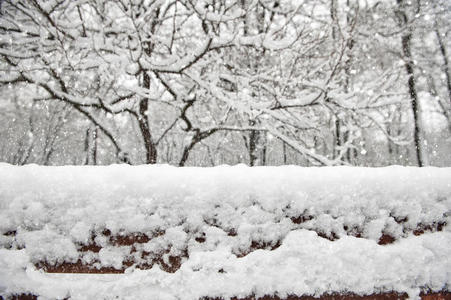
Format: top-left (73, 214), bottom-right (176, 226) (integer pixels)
top-left (435, 22), bottom-right (451, 105)
top-left (330, 0), bottom-right (345, 161)
top-left (138, 73), bottom-right (157, 164)
top-left (179, 128), bottom-right (218, 167)
top-left (282, 141), bottom-right (288, 164)
top-left (334, 118), bottom-right (342, 160)
top-left (92, 126), bottom-right (98, 165)
top-left (248, 120), bottom-right (259, 166)
top-left (330, 0), bottom-right (338, 40)
top-left (84, 126), bottom-right (98, 165)
top-left (403, 33), bottom-right (424, 166)
top-left (136, 6), bottom-right (160, 164)
top-left (397, 0), bottom-right (424, 166)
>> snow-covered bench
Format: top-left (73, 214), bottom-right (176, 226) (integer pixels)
top-left (1, 164), bottom-right (450, 299)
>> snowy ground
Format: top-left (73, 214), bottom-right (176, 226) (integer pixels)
top-left (0, 164), bottom-right (450, 299)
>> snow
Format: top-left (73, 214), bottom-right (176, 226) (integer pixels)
top-left (0, 164), bottom-right (450, 299)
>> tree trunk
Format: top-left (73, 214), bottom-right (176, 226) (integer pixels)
top-left (330, 0), bottom-right (345, 161)
top-left (330, 0), bottom-right (338, 40)
top-left (343, 0), bottom-right (357, 163)
top-left (282, 141), bottom-right (288, 164)
top-left (138, 72), bottom-right (157, 164)
top-left (334, 117), bottom-right (342, 160)
top-left (84, 126), bottom-right (98, 165)
top-left (397, 0), bottom-right (424, 166)
top-left (403, 34), bottom-right (424, 166)
top-left (179, 139), bottom-right (197, 167)
top-left (249, 120), bottom-right (258, 166)
top-left (92, 126), bottom-right (98, 165)
top-left (137, 6), bottom-right (160, 165)
top-left (435, 22), bottom-right (451, 105)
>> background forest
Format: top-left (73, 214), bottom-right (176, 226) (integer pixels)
top-left (0, 0), bottom-right (450, 167)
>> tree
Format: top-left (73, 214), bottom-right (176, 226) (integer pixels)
top-left (1, 0), bottom-right (449, 166)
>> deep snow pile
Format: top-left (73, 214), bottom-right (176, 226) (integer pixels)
top-left (0, 164), bottom-right (450, 300)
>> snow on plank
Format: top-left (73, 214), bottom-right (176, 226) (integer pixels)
top-left (0, 164), bottom-right (450, 299)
